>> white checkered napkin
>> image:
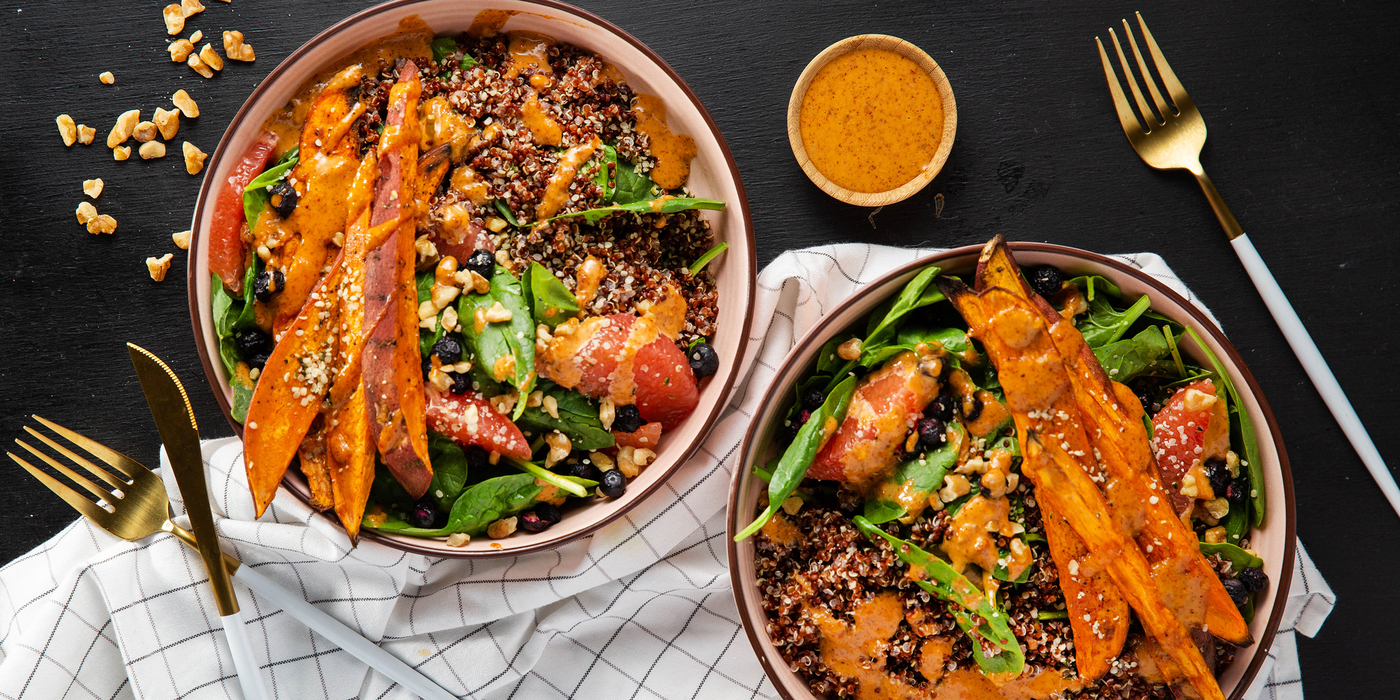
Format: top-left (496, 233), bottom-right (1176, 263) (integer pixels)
top-left (0, 244), bottom-right (1332, 700)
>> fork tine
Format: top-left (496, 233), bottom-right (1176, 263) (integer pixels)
top-left (8, 451), bottom-right (112, 524)
top-left (1096, 37), bottom-right (1144, 138)
top-left (1137, 12), bottom-right (1191, 107)
top-left (1122, 19), bottom-right (1173, 118)
top-left (24, 426), bottom-right (129, 490)
top-left (1108, 27), bottom-right (1159, 128)
top-left (15, 438), bottom-right (115, 502)
top-left (32, 415), bottom-right (149, 480)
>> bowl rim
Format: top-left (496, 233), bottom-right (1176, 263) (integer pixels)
top-left (724, 241), bottom-right (1296, 699)
top-left (185, 0), bottom-right (757, 558)
top-left (786, 33), bottom-right (958, 207)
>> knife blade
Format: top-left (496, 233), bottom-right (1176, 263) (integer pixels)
top-left (128, 343), bottom-right (269, 699)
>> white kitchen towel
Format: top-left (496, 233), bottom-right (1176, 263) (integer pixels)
top-left (0, 244), bottom-right (1332, 700)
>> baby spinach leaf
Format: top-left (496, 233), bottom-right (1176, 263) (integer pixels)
top-left (506, 456), bottom-right (595, 497)
top-left (430, 37), bottom-right (458, 64)
top-left (1064, 275), bottom-right (1123, 301)
top-left (854, 517), bottom-right (1024, 676)
top-left (1093, 326), bottom-right (1172, 383)
top-left (365, 473), bottom-right (541, 537)
top-left (1078, 292), bottom-right (1152, 347)
top-left (863, 423), bottom-right (964, 524)
top-left (612, 161), bottom-right (658, 205)
top-left (858, 265), bottom-right (944, 368)
top-left (242, 147), bottom-right (298, 233)
top-left (527, 262), bottom-right (580, 329)
top-left (592, 144), bottom-right (618, 202)
top-left (230, 374), bottom-right (255, 424)
top-left (458, 265), bottom-right (536, 399)
top-left (417, 271), bottom-right (445, 357)
top-left (426, 431), bottom-right (469, 511)
top-left (493, 199), bottom-right (520, 227)
top-left (689, 242), bottom-right (728, 275)
top-left (1184, 326), bottom-right (1265, 526)
top-left (537, 197), bottom-right (726, 226)
top-left (515, 379), bottom-right (615, 451)
top-left (1198, 541), bottom-right (1264, 570)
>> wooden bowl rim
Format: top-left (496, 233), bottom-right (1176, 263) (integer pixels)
top-left (785, 34), bottom-right (958, 207)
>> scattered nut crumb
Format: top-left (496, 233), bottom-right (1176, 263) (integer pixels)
top-left (223, 30), bottom-right (255, 62)
top-left (139, 141), bottom-right (167, 159)
top-left (484, 301), bottom-right (512, 323)
top-left (75, 201), bottom-right (98, 225)
top-left (445, 532), bottom-right (470, 547)
top-left (88, 214), bottom-right (117, 235)
top-left (146, 253), bottom-right (173, 281)
top-left (132, 121), bottom-right (158, 143)
top-left (56, 114), bottom-right (76, 146)
top-left (172, 89), bottom-right (199, 117)
top-left (837, 337), bottom-right (863, 361)
top-left (172, 230), bottom-right (192, 249)
top-left (168, 39), bottom-right (195, 63)
top-left (162, 4), bottom-right (185, 35)
top-left (83, 179), bottom-right (104, 198)
top-left (153, 107), bottom-right (180, 140)
top-left (188, 29), bottom-right (202, 43)
top-left (99, 71), bottom-right (115, 85)
top-left (113, 145), bottom-right (131, 161)
top-left (77, 124), bottom-right (95, 145)
top-left (187, 53), bottom-right (213, 79)
top-left (198, 43), bottom-right (224, 71)
top-left (486, 516), bottom-right (518, 539)
top-left (181, 0), bottom-right (203, 16)
top-left (107, 109), bottom-right (139, 148)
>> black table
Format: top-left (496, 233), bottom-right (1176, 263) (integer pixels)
top-left (2, 0), bottom-right (1395, 695)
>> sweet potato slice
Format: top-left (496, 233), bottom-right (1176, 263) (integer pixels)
top-left (243, 252), bottom-right (345, 517)
top-left (940, 280), bottom-right (1129, 680)
top-left (975, 236), bottom-right (1251, 645)
top-left (298, 416), bottom-right (334, 511)
top-left (362, 60), bottom-right (432, 497)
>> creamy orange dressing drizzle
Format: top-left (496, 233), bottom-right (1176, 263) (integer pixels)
top-left (536, 136), bottom-right (599, 218)
top-left (574, 255), bottom-right (606, 308)
top-left (419, 95), bottom-right (474, 161)
top-left (448, 165), bottom-right (490, 205)
top-left (467, 9), bottom-right (517, 38)
top-left (798, 48), bottom-right (944, 193)
top-left (760, 511), bottom-right (801, 547)
top-left (631, 94), bottom-right (698, 190)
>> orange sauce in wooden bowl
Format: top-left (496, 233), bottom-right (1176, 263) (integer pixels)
top-left (798, 48), bottom-right (945, 193)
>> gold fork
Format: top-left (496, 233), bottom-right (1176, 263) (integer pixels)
top-left (7, 416), bottom-right (459, 700)
top-left (1097, 14), bottom-right (1398, 518)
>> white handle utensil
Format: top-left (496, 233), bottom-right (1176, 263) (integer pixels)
top-left (221, 607), bottom-right (272, 700)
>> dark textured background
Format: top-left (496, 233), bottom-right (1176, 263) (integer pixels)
top-left (1, 0), bottom-right (1395, 694)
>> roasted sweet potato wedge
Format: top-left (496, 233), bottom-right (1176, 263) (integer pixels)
top-left (975, 236), bottom-right (1251, 645)
top-left (298, 416), bottom-right (334, 511)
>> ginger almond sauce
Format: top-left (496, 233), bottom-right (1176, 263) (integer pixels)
top-left (798, 47), bottom-right (945, 193)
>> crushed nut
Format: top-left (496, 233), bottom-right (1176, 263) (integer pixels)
top-left (182, 141), bottom-right (207, 174)
top-left (485, 216), bottom-right (507, 233)
top-left (82, 179), bottom-right (104, 198)
top-left (162, 5), bottom-right (185, 35)
top-left (418, 314), bottom-right (438, 332)
top-left (616, 447), bottom-right (640, 478)
top-left (87, 214), bottom-right (117, 234)
top-left (1225, 450), bottom-right (1241, 478)
top-left (181, 0), bottom-right (204, 16)
top-left (187, 53), bottom-right (213, 78)
top-left (107, 109), bottom-right (139, 148)
top-left (139, 141), bottom-right (167, 159)
top-left (938, 473), bottom-right (971, 503)
top-left (483, 301), bottom-right (512, 323)
top-left (172, 230), bottom-right (192, 249)
top-left (490, 392), bottom-right (518, 416)
top-left (428, 367), bottom-right (452, 392)
top-left (486, 517), bottom-right (517, 539)
top-left (56, 114), bottom-right (79, 147)
top-left (837, 337), bottom-right (863, 361)
top-left (188, 29), bottom-right (202, 43)
top-left (1203, 526), bottom-right (1227, 544)
top-left (430, 283), bottom-right (460, 310)
top-left (332, 231), bottom-right (345, 247)
top-left (781, 495), bottom-right (804, 515)
top-left (414, 235), bottom-right (440, 268)
top-left (153, 107), bottom-right (180, 140)
top-left (113, 145), bottom-right (131, 161)
top-left (441, 305), bottom-right (460, 333)
top-left (1204, 497), bottom-right (1231, 520)
top-left (132, 121), bottom-right (158, 143)
top-left (146, 253), bottom-right (173, 280)
top-left (544, 431), bottom-right (572, 468)
top-left (222, 30), bottom-right (255, 61)
top-left (168, 39), bottom-right (195, 63)
top-left (445, 532), bottom-right (470, 547)
top-left (418, 300), bottom-right (438, 321)
top-left (526, 390), bottom-right (543, 408)
top-left (467, 270), bottom-right (491, 294)
top-left (590, 451), bottom-right (615, 471)
top-left (172, 89), bottom-right (199, 117)
top-left (99, 71), bottom-right (114, 84)
top-left (75, 201), bottom-right (98, 225)
top-left (198, 43), bottom-right (224, 72)
top-left (598, 397), bottom-right (616, 431)
top-left (76, 124), bottom-right (95, 145)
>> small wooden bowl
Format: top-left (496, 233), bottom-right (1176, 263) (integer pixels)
top-left (787, 34), bottom-right (957, 207)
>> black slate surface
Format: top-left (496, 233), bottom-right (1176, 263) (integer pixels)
top-left (1, 0), bottom-right (1396, 695)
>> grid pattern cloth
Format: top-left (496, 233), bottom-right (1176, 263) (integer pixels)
top-left (0, 244), bottom-right (1333, 699)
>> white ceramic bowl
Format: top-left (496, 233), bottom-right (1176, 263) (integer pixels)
top-left (187, 0), bottom-right (754, 557)
top-left (726, 243), bottom-right (1295, 699)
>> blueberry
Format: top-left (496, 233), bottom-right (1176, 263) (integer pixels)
top-left (1220, 577), bottom-right (1249, 608)
top-left (253, 268), bottom-right (285, 302)
top-left (598, 469), bottom-right (626, 499)
top-left (916, 417), bottom-right (945, 450)
top-left (1204, 458), bottom-right (1230, 495)
top-left (432, 336), bottom-right (463, 364)
top-left (518, 505), bottom-right (561, 533)
top-left (1237, 567), bottom-right (1268, 592)
top-left (1137, 388), bottom-right (1156, 416)
top-left (464, 249), bottom-right (495, 279)
top-left (1225, 479), bottom-right (1249, 507)
top-left (269, 181), bottom-right (298, 218)
top-left (421, 357), bottom-right (432, 380)
top-left (234, 328), bottom-right (271, 357)
top-left (613, 404), bottom-right (643, 434)
top-left (409, 500), bottom-right (439, 529)
top-left (533, 502), bottom-right (562, 526)
top-left (465, 445), bottom-right (490, 472)
top-left (1027, 266), bottom-right (1064, 298)
top-left (450, 372), bottom-right (471, 395)
top-left (560, 460), bottom-right (603, 483)
top-left (797, 409), bottom-right (812, 426)
top-left (248, 352), bottom-right (270, 370)
top-left (802, 388), bottom-right (826, 411)
top-left (926, 394), bottom-right (956, 422)
top-left (688, 342), bottom-right (719, 379)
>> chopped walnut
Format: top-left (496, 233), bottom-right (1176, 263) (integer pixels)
top-left (99, 71), bottom-right (114, 84)
top-left (168, 39), bottom-right (194, 63)
top-left (486, 517), bottom-right (517, 539)
top-left (483, 301), bottom-right (512, 323)
top-left (445, 532), bottom-right (470, 547)
top-left (544, 431), bottom-right (571, 468)
top-left (837, 337), bottom-right (863, 361)
top-left (182, 141), bottom-right (207, 174)
top-left (162, 4), bottom-right (185, 35)
top-left (139, 141), bottom-right (167, 159)
top-left (146, 253), bottom-right (173, 281)
top-left (222, 30), bottom-right (256, 61)
top-left (75, 201), bottom-right (98, 225)
top-left (76, 124), bottom-right (95, 145)
top-left (113, 145), bottom-right (131, 161)
top-left (82, 179), bottom-right (104, 199)
top-left (180, 0), bottom-right (203, 16)
top-left (187, 53), bottom-right (213, 79)
top-left (598, 397), bottom-right (616, 431)
top-left (1203, 526), bottom-right (1227, 544)
top-left (56, 114), bottom-right (76, 146)
top-left (88, 214), bottom-right (117, 235)
top-left (188, 29), bottom-right (202, 43)
top-left (590, 451), bottom-right (615, 471)
top-left (198, 43), bottom-right (224, 72)
top-left (132, 121), bottom-right (158, 143)
top-left (107, 109), bottom-right (139, 148)
top-left (172, 230), bottom-right (192, 250)
top-left (153, 108), bottom-right (180, 140)
top-left (172, 89), bottom-right (199, 118)
top-left (542, 395), bottom-right (559, 419)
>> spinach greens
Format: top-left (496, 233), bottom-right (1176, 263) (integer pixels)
top-left (857, 265), bottom-right (944, 368)
top-left (515, 379), bottom-right (615, 451)
top-left (493, 199), bottom-right (520, 228)
top-left (525, 261), bottom-right (580, 329)
top-left (430, 36), bottom-right (478, 69)
top-left (863, 422), bottom-right (964, 524)
top-left (612, 161), bottom-right (658, 205)
top-left (212, 263), bottom-right (261, 424)
top-left (1184, 326), bottom-right (1265, 525)
top-left (366, 473), bottom-right (542, 537)
top-left (457, 265), bottom-right (536, 409)
top-left (242, 147), bottom-right (298, 233)
top-left (426, 431), bottom-right (469, 512)
top-left (591, 144), bottom-right (618, 202)
top-left (1078, 293), bottom-right (1152, 347)
top-left (417, 270), bottom-right (445, 357)
top-left (689, 242), bottom-right (728, 275)
top-left (1093, 326), bottom-right (1172, 383)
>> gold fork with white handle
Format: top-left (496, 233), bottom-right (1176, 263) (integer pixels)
top-left (1096, 13), bottom-right (1399, 518)
top-left (8, 416), bottom-right (456, 700)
